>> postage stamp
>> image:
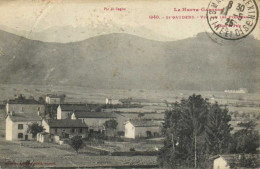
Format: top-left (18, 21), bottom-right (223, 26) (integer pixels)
top-left (207, 0), bottom-right (259, 40)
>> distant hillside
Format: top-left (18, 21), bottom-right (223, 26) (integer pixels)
top-left (0, 30), bottom-right (259, 92)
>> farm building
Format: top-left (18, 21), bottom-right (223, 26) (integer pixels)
top-left (213, 155), bottom-right (235, 169)
top-left (37, 132), bottom-right (52, 143)
top-left (71, 111), bottom-right (117, 132)
top-left (42, 119), bottom-right (88, 138)
top-left (213, 154), bottom-right (259, 169)
top-left (5, 112), bottom-right (42, 141)
top-left (106, 98), bottom-right (112, 105)
top-left (105, 98), bottom-right (120, 105)
top-left (114, 112), bottom-right (164, 132)
top-left (57, 104), bottom-right (88, 119)
top-left (45, 94), bottom-right (64, 104)
top-left (124, 119), bottom-right (162, 139)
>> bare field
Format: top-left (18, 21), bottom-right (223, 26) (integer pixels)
top-left (0, 84), bottom-right (259, 113)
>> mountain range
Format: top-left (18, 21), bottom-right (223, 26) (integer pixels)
top-left (0, 30), bottom-right (259, 92)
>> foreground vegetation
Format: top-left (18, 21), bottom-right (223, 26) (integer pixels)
top-left (158, 94), bottom-right (259, 169)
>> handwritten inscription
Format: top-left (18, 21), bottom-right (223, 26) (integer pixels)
top-left (104, 7), bottom-right (126, 11)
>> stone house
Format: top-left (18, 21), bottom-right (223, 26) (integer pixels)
top-left (42, 119), bottom-right (88, 138)
top-left (6, 98), bottom-right (45, 116)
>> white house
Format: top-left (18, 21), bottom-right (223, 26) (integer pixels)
top-left (5, 112), bottom-right (42, 141)
top-left (124, 119), bottom-right (162, 139)
top-left (57, 104), bottom-right (88, 119)
top-left (71, 111), bottom-right (117, 133)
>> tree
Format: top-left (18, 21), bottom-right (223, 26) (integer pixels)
top-left (27, 123), bottom-right (44, 139)
top-left (158, 94), bottom-right (232, 168)
top-left (18, 94), bottom-right (26, 99)
top-left (60, 94), bottom-right (66, 103)
top-left (230, 121), bottom-right (260, 154)
top-left (38, 96), bottom-right (45, 104)
top-left (28, 96), bottom-right (35, 100)
top-left (104, 119), bottom-right (118, 130)
top-left (18, 160), bottom-right (35, 169)
top-left (69, 136), bottom-right (85, 153)
top-left (204, 103), bottom-right (232, 155)
top-left (237, 154), bottom-right (258, 168)
top-left (138, 113), bottom-right (145, 118)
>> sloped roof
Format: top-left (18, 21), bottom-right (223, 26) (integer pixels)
top-left (45, 119), bottom-right (88, 128)
top-left (118, 112), bottom-right (164, 120)
top-left (73, 111), bottom-right (116, 118)
top-left (215, 154), bottom-right (260, 166)
top-left (7, 98), bottom-right (40, 104)
top-left (127, 119), bottom-right (162, 127)
top-left (46, 94), bottom-right (61, 98)
top-left (59, 104), bottom-right (88, 111)
top-left (219, 155), bottom-right (238, 164)
top-left (8, 113), bottom-right (42, 122)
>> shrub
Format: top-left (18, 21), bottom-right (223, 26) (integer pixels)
top-left (68, 136), bottom-right (85, 153)
top-left (129, 148), bottom-right (135, 151)
top-left (117, 131), bottom-right (125, 136)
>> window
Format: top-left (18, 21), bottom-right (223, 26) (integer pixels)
top-left (55, 128), bottom-right (58, 133)
top-left (18, 124), bottom-right (23, 130)
top-left (71, 129), bottom-right (75, 133)
top-left (79, 128), bottom-right (82, 133)
top-left (37, 107), bottom-right (40, 111)
top-left (18, 133), bottom-right (23, 138)
top-left (21, 107), bottom-right (24, 112)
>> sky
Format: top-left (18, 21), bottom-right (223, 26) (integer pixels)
top-left (0, 0), bottom-right (259, 42)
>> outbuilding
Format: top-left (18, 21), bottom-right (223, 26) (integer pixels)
top-left (124, 119), bottom-right (162, 139)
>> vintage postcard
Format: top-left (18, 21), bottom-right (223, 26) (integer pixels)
top-left (0, 0), bottom-right (259, 168)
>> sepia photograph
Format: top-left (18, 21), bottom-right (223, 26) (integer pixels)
top-left (0, 0), bottom-right (259, 168)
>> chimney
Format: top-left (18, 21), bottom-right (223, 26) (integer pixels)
top-left (238, 154), bottom-right (243, 160)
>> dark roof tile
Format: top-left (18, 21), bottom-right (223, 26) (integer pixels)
top-left (59, 104), bottom-right (88, 111)
top-left (46, 119), bottom-right (88, 128)
top-left (8, 113), bottom-right (42, 122)
top-left (73, 111), bottom-right (116, 118)
top-left (8, 98), bottom-right (40, 104)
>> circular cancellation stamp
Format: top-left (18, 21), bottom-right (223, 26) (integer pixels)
top-left (207, 0), bottom-right (259, 40)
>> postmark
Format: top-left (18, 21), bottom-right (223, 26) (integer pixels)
top-left (207, 0), bottom-right (259, 40)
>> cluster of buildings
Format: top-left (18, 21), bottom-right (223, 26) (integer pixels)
top-left (224, 88), bottom-right (248, 94)
top-left (4, 95), bottom-right (259, 169)
top-left (5, 94), bottom-right (163, 142)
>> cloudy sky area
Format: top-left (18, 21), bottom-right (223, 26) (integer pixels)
top-left (0, 0), bottom-right (259, 43)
